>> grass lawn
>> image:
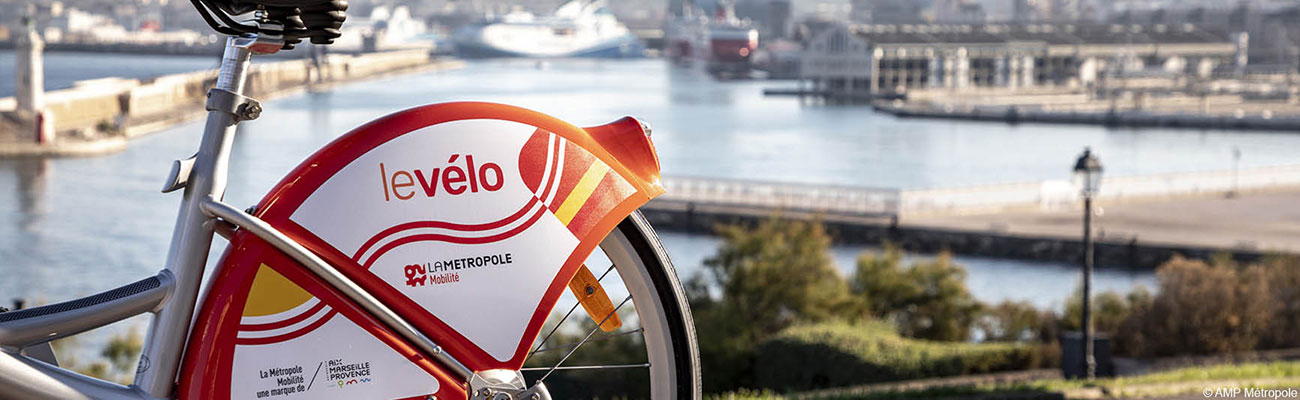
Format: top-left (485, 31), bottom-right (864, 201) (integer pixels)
top-left (711, 361), bottom-right (1300, 400)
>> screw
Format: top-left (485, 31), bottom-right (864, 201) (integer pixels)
top-left (529, 394), bottom-right (541, 400)
top-left (478, 388), bottom-right (491, 397)
top-left (638, 120), bottom-right (652, 137)
top-left (237, 102), bottom-right (262, 121)
top-left (585, 285), bottom-right (595, 296)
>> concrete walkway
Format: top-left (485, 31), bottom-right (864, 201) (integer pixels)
top-left (903, 189), bottom-right (1300, 255)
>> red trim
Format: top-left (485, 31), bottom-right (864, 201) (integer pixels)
top-left (181, 103), bottom-right (665, 399)
top-left (256, 102), bottom-right (660, 223)
top-left (351, 197), bottom-right (541, 262)
top-left (237, 301), bottom-right (328, 331)
top-left (179, 241), bottom-right (264, 400)
top-left (359, 207), bottom-right (547, 269)
top-left (234, 310), bottom-right (338, 345)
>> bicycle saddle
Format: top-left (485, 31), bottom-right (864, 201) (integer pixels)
top-left (191, 0), bottom-right (347, 48)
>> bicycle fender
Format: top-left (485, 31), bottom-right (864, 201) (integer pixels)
top-left (179, 102), bottom-right (662, 399)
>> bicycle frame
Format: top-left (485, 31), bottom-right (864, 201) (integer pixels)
top-left (0, 34), bottom-right (475, 399)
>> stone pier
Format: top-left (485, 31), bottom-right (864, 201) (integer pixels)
top-left (1, 47), bottom-right (464, 156)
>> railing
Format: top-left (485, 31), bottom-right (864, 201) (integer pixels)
top-left (658, 164), bottom-right (1300, 219)
top-left (658, 177), bottom-right (901, 216)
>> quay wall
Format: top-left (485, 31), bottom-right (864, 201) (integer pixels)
top-left (878, 103), bottom-right (1300, 132)
top-left (639, 201), bottom-right (1262, 269)
top-left (1, 50), bottom-right (446, 142)
top-left (645, 166), bottom-right (1300, 267)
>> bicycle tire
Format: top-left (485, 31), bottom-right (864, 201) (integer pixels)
top-left (596, 211), bottom-right (701, 399)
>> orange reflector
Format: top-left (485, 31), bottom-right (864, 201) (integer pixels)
top-left (567, 264), bottom-right (622, 332)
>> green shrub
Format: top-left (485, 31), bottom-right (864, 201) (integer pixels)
top-left (704, 217), bottom-right (851, 335)
top-left (976, 300), bottom-right (1055, 342)
top-left (1257, 255), bottom-right (1300, 349)
top-left (754, 321), bottom-right (1041, 392)
top-left (850, 245), bottom-right (981, 341)
top-left (706, 389), bottom-right (785, 400)
top-left (1115, 256), bottom-right (1275, 357)
top-left (692, 216), bottom-right (852, 392)
top-left (1058, 287), bottom-right (1140, 336)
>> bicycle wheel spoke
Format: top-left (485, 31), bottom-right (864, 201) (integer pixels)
top-left (531, 327), bottom-right (645, 354)
top-left (528, 264), bottom-right (617, 358)
top-left (520, 363), bottom-right (650, 371)
top-left (537, 294), bottom-right (633, 383)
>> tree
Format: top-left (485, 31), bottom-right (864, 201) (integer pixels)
top-left (977, 300), bottom-right (1053, 342)
top-left (703, 217), bottom-right (851, 338)
top-left (690, 216), bottom-right (851, 392)
top-left (1258, 255), bottom-right (1300, 349)
top-left (1060, 288), bottom-right (1137, 335)
top-left (849, 245), bottom-right (981, 341)
top-left (1116, 256), bottom-right (1275, 357)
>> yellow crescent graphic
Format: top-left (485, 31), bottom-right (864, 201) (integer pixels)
top-left (243, 264), bottom-right (314, 317)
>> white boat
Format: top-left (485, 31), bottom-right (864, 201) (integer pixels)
top-left (452, 0), bottom-right (644, 58)
top-left (332, 6), bottom-right (435, 53)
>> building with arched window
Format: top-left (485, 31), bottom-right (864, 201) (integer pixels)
top-left (799, 23), bottom-right (1242, 98)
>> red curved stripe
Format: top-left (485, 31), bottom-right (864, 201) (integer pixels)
top-left (234, 310), bottom-right (338, 346)
top-left (237, 301), bottom-right (328, 332)
top-left (361, 207), bottom-right (548, 270)
top-left (350, 197), bottom-right (541, 262)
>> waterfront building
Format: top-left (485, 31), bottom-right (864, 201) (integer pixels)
top-left (933, 0), bottom-right (988, 25)
top-left (799, 23), bottom-right (1241, 97)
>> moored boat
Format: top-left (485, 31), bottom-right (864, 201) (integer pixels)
top-left (452, 0), bottom-right (644, 58)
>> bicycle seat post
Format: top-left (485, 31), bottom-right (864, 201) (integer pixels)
top-left (135, 33), bottom-right (282, 398)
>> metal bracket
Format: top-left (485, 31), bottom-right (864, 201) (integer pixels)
top-left (162, 154), bottom-right (197, 193)
top-left (205, 88), bottom-right (262, 122)
top-left (468, 370), bottom-right (551, 400)
top-left (19, 343), bottom-right (58, 366)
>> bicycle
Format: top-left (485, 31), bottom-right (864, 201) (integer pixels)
top-left (0, 2), bottom-right (701, 398)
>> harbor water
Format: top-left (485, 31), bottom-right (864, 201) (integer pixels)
top-left (9, 55), bottom-right (1300, 346)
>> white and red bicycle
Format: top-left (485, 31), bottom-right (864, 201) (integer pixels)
top-left (0, 1), bottom-right (701, 398)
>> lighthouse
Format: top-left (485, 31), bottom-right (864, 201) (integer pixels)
top-left (16, 16), bottom-right (54, 144)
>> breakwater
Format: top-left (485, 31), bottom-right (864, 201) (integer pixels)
top-left (0, 40), bottom-right (225, 56)
top-left (0, 50), bottom-right (464, 156)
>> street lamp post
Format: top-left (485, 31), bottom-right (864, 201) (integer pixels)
top-left (1073, 147), bottom-right (1103, 380)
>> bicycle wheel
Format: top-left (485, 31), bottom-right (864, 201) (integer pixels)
top-left (520, 212), bottom-right (701, 399)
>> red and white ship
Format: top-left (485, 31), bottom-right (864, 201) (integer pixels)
top-left (664, 0), bottom-right (758, 76)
